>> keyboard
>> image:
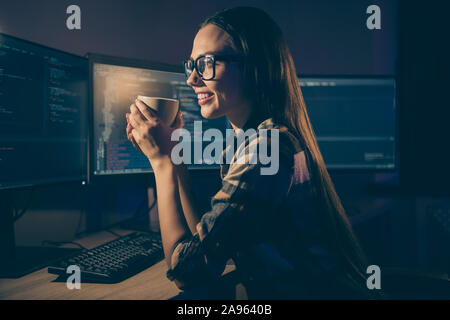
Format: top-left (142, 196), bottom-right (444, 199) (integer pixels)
top-left (48, 232), bottom-right (164, 283)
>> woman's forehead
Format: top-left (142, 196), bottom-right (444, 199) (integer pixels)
top-left (190, 24), bottom-right (236, 59)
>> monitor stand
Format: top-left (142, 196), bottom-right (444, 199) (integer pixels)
top-left (0, 189), bottom-right (81, 278)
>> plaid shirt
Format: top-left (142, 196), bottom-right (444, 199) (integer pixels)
top-left (166, 115), bottom-right (339, 298)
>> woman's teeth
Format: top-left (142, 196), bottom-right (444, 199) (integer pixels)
top-left (197, 93), bottom-right (213, 100)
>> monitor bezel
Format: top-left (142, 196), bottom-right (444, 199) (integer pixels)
top-left (86, 53), bottom-right (220, 185)
top-left (297, 74), bottom-right (398, 174)
top-left (0, 33), bottom-right (89, 190)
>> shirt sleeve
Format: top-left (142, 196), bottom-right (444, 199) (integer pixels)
top-left (166, 131), bottom-right (296, 289)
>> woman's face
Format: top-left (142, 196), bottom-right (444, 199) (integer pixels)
top-left (187, 24), bottom-right (250, 122)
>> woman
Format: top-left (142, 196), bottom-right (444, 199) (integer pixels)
top-left (126, 7), bottom-right (371, 299)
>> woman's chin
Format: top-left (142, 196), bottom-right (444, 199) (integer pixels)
top-left (200, 106), bottom-right (221, 119)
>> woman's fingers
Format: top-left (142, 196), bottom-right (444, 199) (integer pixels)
top-left (135, 99), bottom-right (159, 121)
top-left (126, 101), bottom-right (173, 160)
top-left (126, 122), bottom-right (133, 134)
top-left (126, 114), bottom-right (132, 131)
top-left (130, 133), bottom-right (143, 154)
top-left (126, 114), bottom-right (133, 142)
top-left (125, 113), bottom-right (143, 154)
top-left (130, 102), bottom-right (159, 128)
top-left (128, 109), bottom-right (142, 129)
top-left (130, 103), bottom-right (148, 124)
top-left (171, 110), bottom-right (183, 129)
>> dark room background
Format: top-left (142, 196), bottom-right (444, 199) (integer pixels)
top-left (0, 0), bottom-right (397, 74)
top-left (1, 0), bottom-right (448, 274)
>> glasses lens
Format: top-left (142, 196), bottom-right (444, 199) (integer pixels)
top-left (197, 56), bottom-right (214, 80)
top-left (184, 60), bottom-right (193, 77)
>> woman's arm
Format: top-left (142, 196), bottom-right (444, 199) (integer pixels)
top-left (127, 103), bottom-right (199, 237)
top-left (152, 158), bottom-right (190, 268)
top-left (127, 100), bottom-right (193, 268)
top-left (175, 163), bottom-right (203, 235)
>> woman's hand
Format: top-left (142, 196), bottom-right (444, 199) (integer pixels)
top-left (126, 99), bottom-right (183, 169)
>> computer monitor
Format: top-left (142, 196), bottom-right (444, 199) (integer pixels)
top-left (88, 54), bottom-right (229, 182)
top-left (299, 76), bottom-right (396, 170)
top-left (0, 33), bottom-right (88, 190)
top-left (0, 33), bottom-right (88, 277)
top-left (89, 61), bottom-right (395, 177)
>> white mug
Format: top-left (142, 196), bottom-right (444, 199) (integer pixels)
top-left (136, 96), bottom-right (179, 125)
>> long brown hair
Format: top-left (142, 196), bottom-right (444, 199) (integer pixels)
top-left (200, 7), bottom-right (369, 292)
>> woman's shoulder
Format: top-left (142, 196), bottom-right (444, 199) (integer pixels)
top-left (257, 117), bottom-right (304, 145)
top-left (256, 118), bottom-right (307, 162)
top-left (221, 117), bottom-right (309, 179)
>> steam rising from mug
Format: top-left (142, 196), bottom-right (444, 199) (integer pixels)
top-left (137, 96), bottom-right (179, 125)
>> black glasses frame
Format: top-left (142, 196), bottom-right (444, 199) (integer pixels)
top-left (184, 54), bottom-right (244, 80)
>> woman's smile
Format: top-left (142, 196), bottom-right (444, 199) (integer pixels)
top-left (197, 92), bottom-right (215, 105)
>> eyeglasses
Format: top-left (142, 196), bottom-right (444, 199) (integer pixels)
top-left (184, 55), bottom-right (244, 80)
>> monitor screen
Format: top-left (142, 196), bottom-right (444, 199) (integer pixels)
top-left (89, 55), bottom-right (229, 178)
top-left (0, 34), bottom-right (88, 190)
top-left (299, 77), bottom-right (396, 169)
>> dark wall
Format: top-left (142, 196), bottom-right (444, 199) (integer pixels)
top-left (398, 1), bottom-right (450, 196)
top-left (0, 0), bottom-right (397, 75)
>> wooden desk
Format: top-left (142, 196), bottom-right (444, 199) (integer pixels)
top-left (0, 229), bottom-right (181, 300)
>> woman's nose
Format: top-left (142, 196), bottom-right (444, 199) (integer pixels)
top-left (186, 68), bottom-right (203, 87)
